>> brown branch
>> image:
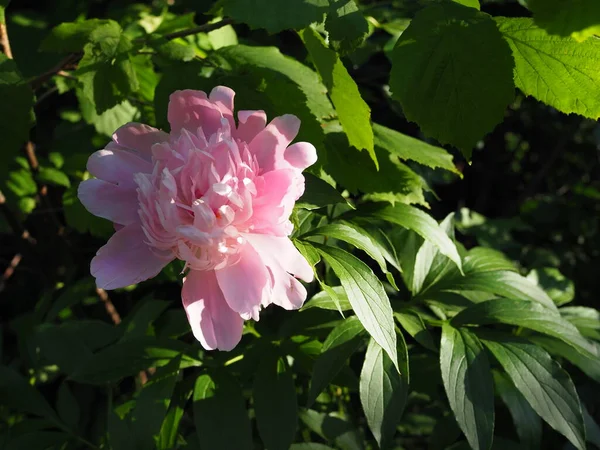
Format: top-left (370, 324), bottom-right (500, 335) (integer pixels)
top-left (0, 8), bottom-right (13, 59)
top-left (30, 53), bottom-right (81, 89)
top-left (96, 288), bottom-right (121, 325)
top-left (0, 253), bottom-right (22, 292)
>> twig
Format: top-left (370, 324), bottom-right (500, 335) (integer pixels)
top-left (136, 18), bottom-right (234, 43)
top-left (0, 253), bottom-right (22, 292)
top-left (29, 53), bottom-right (81, 89)
top-left (0, 7), bottom-right (13, 59)
top-left (0, 189), bottom-right (36, 244)
top-left (96, 288), bottom-right (121, 325)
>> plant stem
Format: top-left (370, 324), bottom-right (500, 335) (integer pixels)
top-left (0, 6), bottom-right (13, 59)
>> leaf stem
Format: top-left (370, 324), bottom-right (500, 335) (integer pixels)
top-left (0, 6), bottom-right (13, 59)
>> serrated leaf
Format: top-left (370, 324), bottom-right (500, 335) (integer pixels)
top-left (453, 0), bottom-right (480, 9)
top-left (301, 27), bottom-right (375, 165)
top-left (482, 334), bottom-right (585, 450)
top-left (389, 2), bottom-right (514, 156)
top-left (365, 203), bottom-right (462, 271)
top-left (296, 173), bottom-right (349, 210)
top-left (302, 286), bottom-right (352, 312)
top-left (440, 324), bottom-right (494, 450)
top-left (305, 221), bottom-right (397, 288)
top-left (493, 371), bottom-right (541, 450)
top-left (496, 18), bottom-right (600, 119)
top-left (452, 299), bottom-right (597, 359)
top-left (222, 0), bottom-right (329, 33)
top-left (254, 353), bottom-right (298, 450)
top-left (316, 245), bottom-right (398, 371)
top-left (40, 19), bottom-right (114, 52)
top-left (193, 371), bottom-right (252, 450)
top-left (373, 123), bottom-right (460, 175)
top-left (527, 0), bottom-right (600, 41)
top-left (360, 336), bottom-right (409, 448)
top-left (325, 0), bottom-right (369, 54)
top-left (308, 316), bottom-right (365, 405)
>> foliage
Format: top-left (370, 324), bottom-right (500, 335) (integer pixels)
top-left (1, 0), bottom-right (600, 450)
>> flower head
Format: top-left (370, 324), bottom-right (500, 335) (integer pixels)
top-left (78, 87), bottom-right (316, 350)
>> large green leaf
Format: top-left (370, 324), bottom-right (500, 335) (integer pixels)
top-left (496, 18), bottom-right (600, 119)
top-left (394, 310), bottom-right (437, 351)
top-left (193, 371), bottom-right (252, 450)
top-left (482, 334), bottom-right (585, 450)
top-left (40, 19), bottom-right (114, 52)
top-left (222, 0), bottom-right (329, 33)
top-left (389, 2), bottom-right (514, 156)
top-left (254, 353), bottom-right (298, 450)
top-left (560, 306), bottom-right (600, 341)
top-left (296, 173), bottom-right (348, 211)
top-left (452, 299), bottom-right (597, 359)
top-left (302, 286), bottom-right (352, 312)
top-left (531, 335), bottom-right (600, 383)
top-left (364, 203), bottom-right (462, 271)
top-left (316, 245), bottom-right (398, 370)
top-left (527, 0), bottom-right (600, 41)
top-left (372, 123), bottom-right (460, 175)
top-left (360, 336), bottom-right (409, 448)
top-left (493, 371), bottom-right (541, 450)
top-left (299, 409), bottom-right (364, 450)
top-left (307, 316), bottom-right (365, 405)
top-left (157, 379), bottom-right (194, 450)
top-left (301, 28), bottom-right (375, 165)
top-left (440, 324), bottom-right (494, 450)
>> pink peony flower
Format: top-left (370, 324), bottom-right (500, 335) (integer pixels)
top-left (78, 86), bottom-right (316, 351)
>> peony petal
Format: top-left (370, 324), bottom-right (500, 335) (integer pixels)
top-left (248, 114), bottom-right (300, 173)
top-left (87, 149), bottom-right (152, 188)
top-left (91, 224), bottom-right (171, 290)
top-left (112, 123), bottom-right (169, 157)
top-left (182, 269), bottom-right (244, 351)
top-left (284, 142), bottom-right (317, 171)
top-left (78, 179), bottom-right (139, 225)
top-left (215, 243), bottom-right (270, 321)
top-left (168, 90), bottom-right (223, 137)
top-left (235, 110), bottom-right (267, 143)
top-left (209, 86), bottom-right (235, 130)
top-left (244, 233), bottom-right (314, 282)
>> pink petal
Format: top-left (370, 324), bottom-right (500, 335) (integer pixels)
top-left (284, 142), bottom-right (317, 170)
top-left (91, 224), bottom-right (171, 290)
top-left (244, 233), bottom-right (314, 282)
top-left (215, 243), bottom-right (270, 321)
top-left (182, 269), bottom-right (244, 351)
top-left (78, 179), bottom-right (139, 225)
top-left (112, 123), bottom-right (169, 157)
top-left (168, 90), bottom-right (223, 137)
top-left (252, 169), bottom-right (301, 231)
top-left (248, 114), bottom-right (300, 173)
top-left (87, 149), bottom-right (152, 188)
top-left (235, 110), bottom-right (267, 143)
top-left (209, 86), bottom-right (235, 130)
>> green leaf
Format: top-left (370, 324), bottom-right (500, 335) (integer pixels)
top-left (531, 335), bottom-right (600, 383)
top-left (299, 409), bottom-right (364, 450)
top-left (290, 444), bottom-right (335, 450)
top-left (301, 28), bottom-right (375, 165)
top-left (462, 247), bottom-right (516, 274)
top-left (0, 366), bottom-right (59, 421)
top-left (325, 0), bottom-right (369, 54)
top-left (63, 184), bottom-right (113, 238)
top-left (372, 123), bottom-right (460, 175)
top-left (394, 311), bottom-right (437, 351)
top-left (56, 382), bottom-right (80, 430)
top-left (440, 324), bottom-right (494, 450)
top-left (207, 18), bottom-right (238, 49)
top-left (151, 37), bottom-right (196, 62)
top-left (296, 173), bottom-right (349, 210)
top-left (482, 334), bottom-right (585, 450)
top-left (527, 0), bottom-right (600, 41)
top-left (493, 371), bottom-right (541, 450)
top-left (389, 2), bottom-right (514, 156)
top-left (131, 357), bottom-right (180, 449)
top-left (0, 55), bottom-right (34, 174)
top-left (222, 0), bottom-right (329, 33)
top-left (40, 19), bottom-right (114, 52)
top-left (429, 270), bottom-right (556, 309)
top-left (527, 267), bottom-right (574, 306)
top-left (365, 203), bottom-right (463, 271)
top-left (452, 299), bottom-right (597, 359)
top-left (157, 380), bottom-right (193, 450)
top-left (308, 316), bottom-right (365, 405)
top-left (496, 18), bottom-right (600, 119)
top-left (76, 21), bottom-right (139, 114)
top-left (560, 306), bottom-right (600, 340)
top-left (302, 286), bottom-right (353, 312)
top-left (193, 371), bottom-right (252, 450)
top-left (305, 221), bottom-right (397, 288)
top-left (360, 336), bottom-right (409, 448)
top-left (108, 408), bottom-right (134, 450)
top-left (120, 299), bottom-right (170, 339)
top-left (583, 404), bottom-right (600, 449)
top-left (254, 353), bottom-right (298, 450)
top-left (37, 167), bottom-right (70, 188)
top-left (316, 245), bottom-right (398, 371)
